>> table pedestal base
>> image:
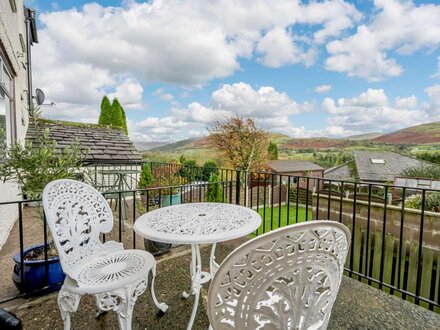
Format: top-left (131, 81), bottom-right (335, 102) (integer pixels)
top-left (182, 243), bottom-right (219, 330)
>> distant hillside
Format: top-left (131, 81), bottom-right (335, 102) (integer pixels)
top-left (281, 138), bottom-right (349, 150)
top-left (134, 141), bottom-right (167, 151)
top-left (149, 138), bottom-right (198, 151)
top-left (373, 122), bottom-right (440, 144)
top-left (346, 132), bottom-right (382, 140)
top-left (150, 133), bottom-right (292, 152)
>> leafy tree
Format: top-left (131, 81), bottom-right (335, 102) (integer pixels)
top-left (98, 96), bottom-right (112, 125)
top-left (201, 160), bottom-right (218, 181)
top-left (208, 116), bottom-right (269, 172)
top-left (401, 164), bottom-right (440, 180)
top-left (206, 173), bottom-right (223, 202)
top-left (268, 142), bottom-right (279, 160)
top-left (0, 128), bottom-right (85, 199)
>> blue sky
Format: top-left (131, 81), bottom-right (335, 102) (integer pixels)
top-left (27, 0), bottom-right (440, 143)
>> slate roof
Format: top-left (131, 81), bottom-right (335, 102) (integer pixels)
top-left (324, 162), bottom-right (353, 181)
top-left (26, 119), bottom-right (142, 164)
top-left (267, 160), bottom-right (324, 173)
top-left (354, 150), bottom-right (427, 182)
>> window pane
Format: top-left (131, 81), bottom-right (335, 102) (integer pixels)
top-left (0, 88), bottom-right (10, 159)
top-left (2, 66), bottom-right (12, 93)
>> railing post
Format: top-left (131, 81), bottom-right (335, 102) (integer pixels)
top-left (235, 169), bottom-right (241, 205)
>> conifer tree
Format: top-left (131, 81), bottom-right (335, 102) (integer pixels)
top-left (121, 107), bottom-right (128, 135)
top-left (268, 142), bottom-right (279, 160)
top-left (111, 98), bottom-right (128, 135)
top-left (98, 96), bottom-right (112, 125)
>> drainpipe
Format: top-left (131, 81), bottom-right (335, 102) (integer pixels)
top-left (25, 8), bottom-right (38, 116)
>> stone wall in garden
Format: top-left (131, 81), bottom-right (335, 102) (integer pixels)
top-left (312, 194), bottom-right (440, 251)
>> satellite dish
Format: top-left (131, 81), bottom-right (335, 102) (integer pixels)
top-left (35, 88), bottom-right (45, 106)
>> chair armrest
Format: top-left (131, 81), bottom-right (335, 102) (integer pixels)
top-left (103, 241), bottom-right (124, 252)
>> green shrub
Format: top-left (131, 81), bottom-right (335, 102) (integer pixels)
top-left (0, 128), bottom-right (85, 199)
top-left (201, 160), bottom-right (218, 181)
top-left (405, 194), bottom-right (422, 210)
top-left (405, 192), bottom-right (440, 212)
top-left (138, 164), bottom-right (153, 190)
top-left (206, 173), bottom-right (223, 202)
top-left (426, 192), bottom-right (440, 212)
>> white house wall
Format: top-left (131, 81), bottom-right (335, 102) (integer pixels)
top-left (0, 0), bottom-right (31, 250)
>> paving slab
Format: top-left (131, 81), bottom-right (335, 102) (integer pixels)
top-left (1, 237), bottom-right (439, 330)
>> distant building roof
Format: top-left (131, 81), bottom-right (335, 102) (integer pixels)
top-left (354, 150), bottom-right (427, 183)
top-left (324, 162), bottom-right (354, 181)
top-left (26, 119), bottom-right (142, 164)
top-left (267, 160), bottom-right (324, 173)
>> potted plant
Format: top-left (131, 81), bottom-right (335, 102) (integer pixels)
top-left (156, 173), bottom-right (182, 207)
top-left (0, 127), bottom-right (85, 294)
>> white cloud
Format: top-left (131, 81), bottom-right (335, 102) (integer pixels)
top-left (131, 82), bottom-right (312, 142)
top-left (326, 0), bottom-right (440, 80)
top-left (108, 78), bottom-right (143, 109)
top-left (394, 95), bottom-right (417, 109)
top-left (41, 102), bottom-right (99, 123)
top-left (33, 0), bottom-right (365, 125)
top-left (315, 84), bottom-right (332, 93)
top-left (322, 88), bottom-right (432, 133)
top-left (211, 82), bottom-right (308, 117)
top-left (256, 27), bottom-right (317, 68)
top-left (425, 84), bottom-right (440, 111)
top-left (153, 88), bottom-right (175, 102)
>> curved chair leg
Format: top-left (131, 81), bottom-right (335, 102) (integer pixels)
top-left (96, 289), bottom-right (133, 330)
top-left (116, 292), bottom-right (134, 330)
top-left (150, 265), bottom-right (168, 313)
top-left (58, 285), bottom-right (81, 330)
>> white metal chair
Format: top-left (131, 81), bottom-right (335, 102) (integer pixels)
top-left (207, 220), bottom-right (350, 330)
top-left (42, 179), bottom-right (168, 330)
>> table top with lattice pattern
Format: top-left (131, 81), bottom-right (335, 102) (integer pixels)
top-left (133, 203), bottom-right (262, 244)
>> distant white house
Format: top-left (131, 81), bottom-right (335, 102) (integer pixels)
top-left (0, 1), bottom-right (38, 249)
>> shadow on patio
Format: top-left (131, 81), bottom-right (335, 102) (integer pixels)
top-left (2, 237), bottom-right (440, 330)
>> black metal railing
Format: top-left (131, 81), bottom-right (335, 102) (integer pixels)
top-left (0, 163), bottom-right (439, 313)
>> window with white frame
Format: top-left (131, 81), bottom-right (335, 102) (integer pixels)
top-left (0, 56), bottom-right (14, 159)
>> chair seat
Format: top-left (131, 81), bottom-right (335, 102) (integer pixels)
top-left (66, 250), bottom-right (156, 294)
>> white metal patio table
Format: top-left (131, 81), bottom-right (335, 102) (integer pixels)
top-left (133, 202), bottom-right (262, 330)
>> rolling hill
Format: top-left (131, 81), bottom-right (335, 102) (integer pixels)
top-left (142, 122), bottom-right (440, 163)
top-left (149, 133), bottom-right (292, 152)
top-left (373, 122), bottom-right (440, 144)
top-left (346, 132), bottom-right (382, 140)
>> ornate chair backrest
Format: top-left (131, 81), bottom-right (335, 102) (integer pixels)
top-left (42, 179), bottom-right (114, 280)
top-left (208, 221), bottom-right (350, 330)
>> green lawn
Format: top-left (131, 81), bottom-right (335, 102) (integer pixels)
top-left (252, 204), bottom-right (312, 235)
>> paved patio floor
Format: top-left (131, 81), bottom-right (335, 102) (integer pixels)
top-left (1, 237), bottom-right (439, 329)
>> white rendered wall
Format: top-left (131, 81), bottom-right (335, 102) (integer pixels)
top-left (0, 0), bottom-right (30, 250)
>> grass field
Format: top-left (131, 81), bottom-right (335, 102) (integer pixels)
top-left (253, 204), bottom-right (312, 235)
